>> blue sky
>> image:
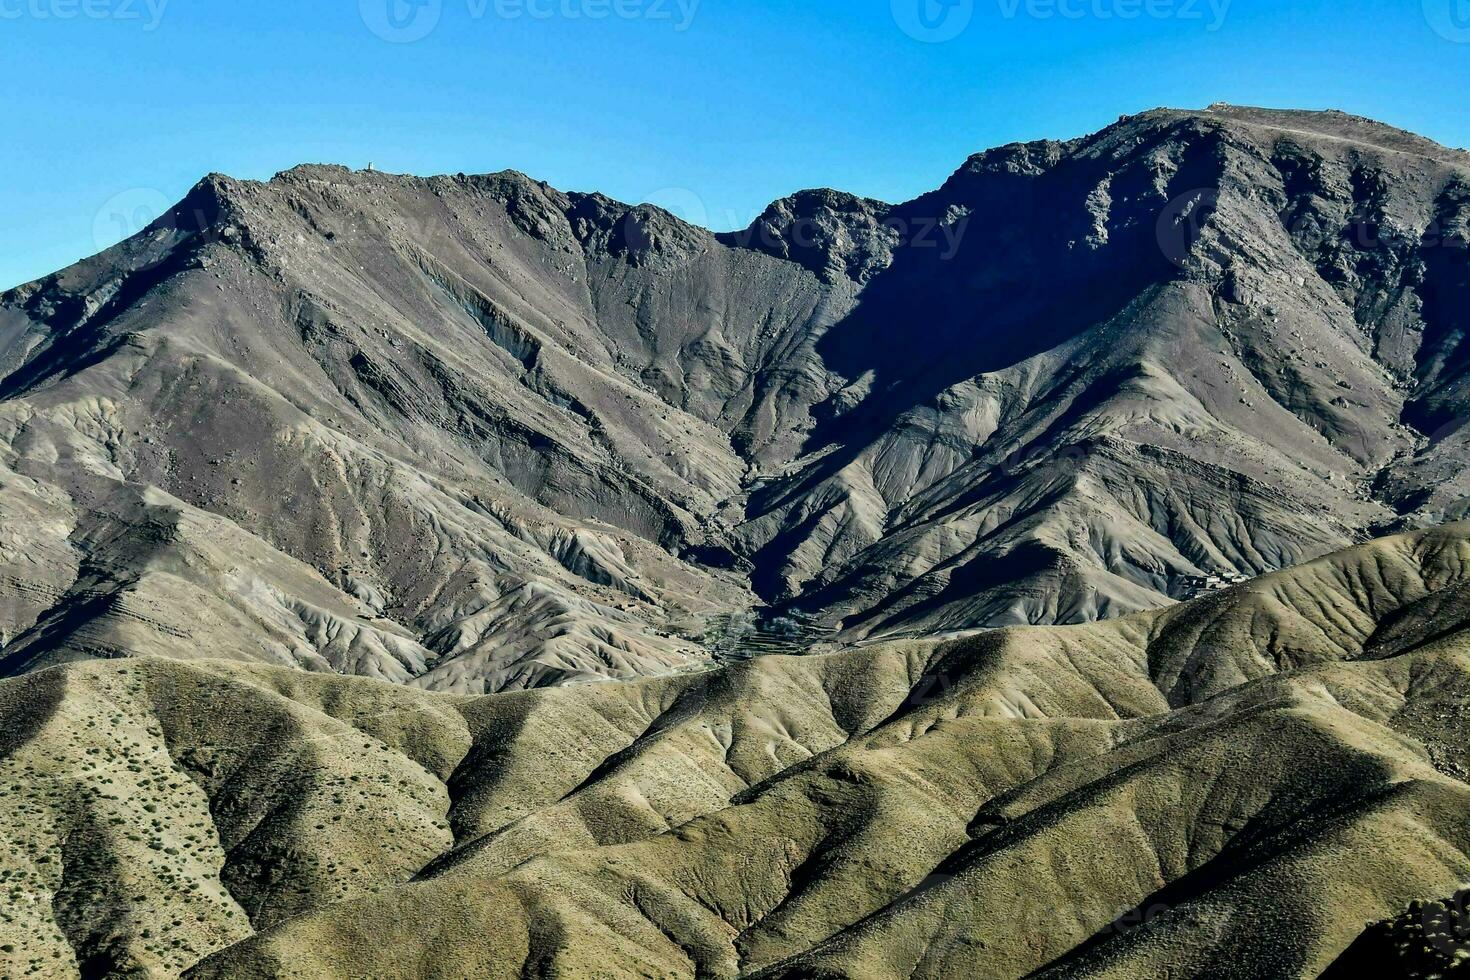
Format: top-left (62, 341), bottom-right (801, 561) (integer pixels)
top-left (2, 0), bottom-right (1467, 290)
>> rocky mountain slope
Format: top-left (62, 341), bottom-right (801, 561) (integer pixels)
top-left (2, 105), bottom-right (1469, 692)
top-left (1, 522), bottom-right (1468, 977)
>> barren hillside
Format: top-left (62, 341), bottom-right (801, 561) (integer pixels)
top-left (3, 106), bottom-right (1469, 692)
top-left (1, 523), bottom-right (1468, 976)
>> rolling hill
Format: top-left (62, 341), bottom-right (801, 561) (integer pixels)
top-left (1, 523), bottom-right (1468, 976)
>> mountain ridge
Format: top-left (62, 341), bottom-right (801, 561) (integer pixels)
top-left (2, 104), bottom-right (1469, 693)
top-left (5, 105), bottom-right (1470, 978)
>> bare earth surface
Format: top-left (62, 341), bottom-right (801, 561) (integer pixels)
top-left (0, 523), bottom-right (1468, 976)
top-left (3, 106), bottom-right (1470, 693)
top-left (2, 105), bottom-right (1470, 977)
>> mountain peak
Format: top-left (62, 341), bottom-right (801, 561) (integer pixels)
top-left (1113, 103), bottom-right (1470, 162)
top-left (4, 105), bottom-right (1469, 692)
top-left (721, 188), bottom-right (896, 284)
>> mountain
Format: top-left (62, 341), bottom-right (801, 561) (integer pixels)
top-left (1, 522), bottom-right (1468, 977)
top-left (2, 105), bottom-right (1469, 694)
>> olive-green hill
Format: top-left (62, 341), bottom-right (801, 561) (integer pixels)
top-left (4, 521), bottom-right (1470, 978)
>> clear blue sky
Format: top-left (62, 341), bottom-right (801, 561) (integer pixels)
top-left (2, 0), bottom-right (1468, 290)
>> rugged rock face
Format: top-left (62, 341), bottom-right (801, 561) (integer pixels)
top-left (2, 523), bottom-right (1470, 977)
top-left (2, 105), bottom-right (1470, 691)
